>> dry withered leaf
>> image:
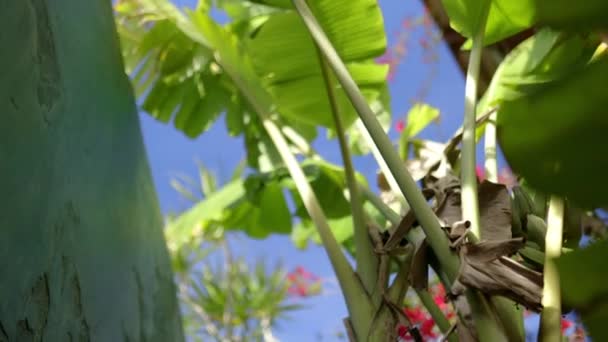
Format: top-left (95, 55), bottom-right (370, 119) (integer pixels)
top-left (383, 209), bottom-right (416, 252)
top-left (478, 181), bottom-right (512, 241)
top-left (453, 238), bottom-right (543, 311)
top-left (429, 174), bottom-right (462, 226)
top-left (380, 189), bottom-right (435, 254)
top-left (432, 177), bottom-right (514, 241)
top-left (409, 239), bottom-right (429, 290)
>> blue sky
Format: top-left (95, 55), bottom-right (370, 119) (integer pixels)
top-left (138, 0), bottom-right (481, 340)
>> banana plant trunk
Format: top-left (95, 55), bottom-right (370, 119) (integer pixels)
top-left (0, 0), bottom-right (184, 341)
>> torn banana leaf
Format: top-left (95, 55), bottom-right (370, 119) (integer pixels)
top-left (453, 238), bottom-right (543, 311)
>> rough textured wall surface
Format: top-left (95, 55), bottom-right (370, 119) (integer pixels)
top-left (0, 0), bottom-right (185, 341)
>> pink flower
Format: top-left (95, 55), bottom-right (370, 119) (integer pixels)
top-left (475, 165), bottom-right (485, 181)
top-left (404, 307), bottom-right (427, 324)
top-left (286, 266), bottom-right (321, 298)
top-left (395, 120), bottom-right (405, 133)
top-left (294, 266), bottom-right (318, 280)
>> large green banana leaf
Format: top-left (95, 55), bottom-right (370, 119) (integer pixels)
top-left (115, 0), bottom-right (390, 147)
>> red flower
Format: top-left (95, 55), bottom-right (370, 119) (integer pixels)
top-left (404, 307), bottom-right (427, 324)
top-left (420, 318), bottom-right (437, 338)
top-left (397, 324), bottom-right (408, 338)
top-left (294, 266), bottom-right (318, 280)
top-left (433, 294), bottom-right (448, 311)
top-left (395, 120), bottom-right (406, 133)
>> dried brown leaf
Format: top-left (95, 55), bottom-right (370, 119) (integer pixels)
top-left (478, 181), bottom-right (512, 241)
top-left (384, 210), bottom-right (416, 251)
top-left (435, 188), bottom-right (462, 227)
top-left (463, 237), bottom-right (524, 263)
top-left (456, 238), bottom-right (543, 311)
top-left (430, 177), bottom-right (514, 243)
top-left (410, 239), bottom-right (429, 290)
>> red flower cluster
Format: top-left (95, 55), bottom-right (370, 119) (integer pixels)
top-left (286, 266), bottom-right (321, 297)
top-left (397, 283), bottom-right (456, 341)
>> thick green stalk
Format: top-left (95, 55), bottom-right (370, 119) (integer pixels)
top-left (292, 0), bottom-right (458, 281)
top-left (227, 73), bottom-right (375, 339)
top-left (491, 297), bottom-right (525, 342)
top-left (539, 196), bottom-right (565, 342)
top-left (355, 120), bottom-right (408, 208)
top-left (458, 3), bottom-right (511, 341)
top-left (361, 186), bottom-right (462, 342)
top-left (461, 2), bottom-right (491, 238)
top-left (288, 8), bottom-right (505, 335)
top-left (317, 51), bottom-right (378, 294)
top-left (168, 6), bottom-right (376, 330)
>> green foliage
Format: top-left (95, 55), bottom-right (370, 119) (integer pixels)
top-left (398, 102), bottom-right (440, 159)
top-left (115, 1), bottom-right (608, 340)
top-left (169, 164), bottom-right (308, 341)
top-left (246, 0), bottom-right (389, 128)
top-left (498, 55), bottom-right (608, 207)
top-left (115, 0), bottom-right (390, 163)
top-left (441, 0), bottom-right (534, 45)
top-left (482, 29), bottom-right (597, 107)
top-left (166, 158), bottom-right (364, 254)
top-left (532, 0), bottom-right (608, 30)
top-left (557, 240), bottom-right (608, 341)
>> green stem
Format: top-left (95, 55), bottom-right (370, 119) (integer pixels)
top-left (362, 186), bottom-right (457, 332)
top-left (386, 249), bottom-right (414, 304)
top-left (461, 2), bottom-right (491, 239)
top-left (355, 120), bottom-right (408, 208)
top-left (539, 195), bottom-right (564, 342)
top-left (281, 125), bottom-right (315, 158)
top-left (415, 289), bottom-right (455, 340)
top-left (316, 50), bottom-right (378, 294)
top-left (459, 3), bottom-right (512, 341)
top-left (140, 4), bottom-right (376, 340)
top-left (292, 0), bottom-right (458, 281)
top-left (212, 52), bottom-right (375, 339)
top-left (490, 297), bottom-right (525, 342)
